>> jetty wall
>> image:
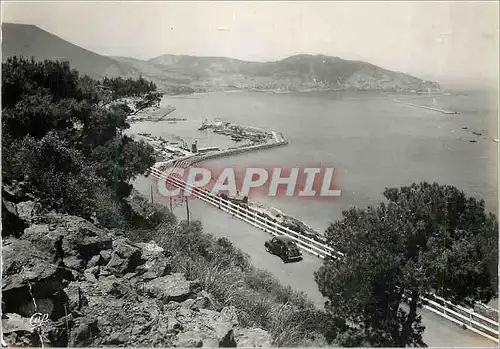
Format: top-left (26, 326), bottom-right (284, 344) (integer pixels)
top-left (151, 134), bottom-right (288, 170)
top-left (393, 99), bottom-right (458, 114)
top-left (189, 139), bottom-right (289, 165)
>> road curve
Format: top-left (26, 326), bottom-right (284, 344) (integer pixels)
top-left (134, 177), bottom-right (496, 347)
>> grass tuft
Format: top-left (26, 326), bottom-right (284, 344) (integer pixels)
top-left (124, 192), bottom-right (337, 346)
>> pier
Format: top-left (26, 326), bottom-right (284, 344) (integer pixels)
top-left (199, 119), bottom-right (272, 143)
top-left (393, 98), bottom-right (459, 115)
top-left (153, 135), bottom-right (288, 169)
top-left (146, 119), bottom-right (288, 168)
top-left (190, 137), bottom-right (288, 165)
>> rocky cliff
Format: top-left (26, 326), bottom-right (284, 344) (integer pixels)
top-left (2, 184), bottom-right (271, 347)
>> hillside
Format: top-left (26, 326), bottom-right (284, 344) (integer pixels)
top-left (1, 23), bottom-right (140, 79)
top-left (2, 186), bottom-right (276, 347)
top-left (147, 53), bottom-right (441, 93)
top-left (2, 23), bottom-right (440, 93)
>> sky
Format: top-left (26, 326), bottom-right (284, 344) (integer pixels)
top-left (2, 1), bottom-right (499, 85)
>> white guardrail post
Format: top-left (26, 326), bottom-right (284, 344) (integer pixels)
top-left (148, 165), bottom-right (499, 343)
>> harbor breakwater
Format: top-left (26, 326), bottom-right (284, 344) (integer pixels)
top-left (393, 98), bottom-right (459, 115)
top-left (151, 133), bottom-right (288, 169)
top-left (189, 138), bottom-right (289, 165)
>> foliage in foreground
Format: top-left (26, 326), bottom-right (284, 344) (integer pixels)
top-left (1, 57), bottom-right (336, 347)
top-left (2, 57), bottom-right (160, 225)
top-left (315, 182), bottom-right (498, 347)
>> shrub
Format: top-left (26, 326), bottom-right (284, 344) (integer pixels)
top-left (2, 57), bottom-right (158, 225)
top-left (94, 188), bottom-right (126, 228)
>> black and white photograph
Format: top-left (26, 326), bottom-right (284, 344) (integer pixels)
top-left (1, 1), bottom-right (499, 347)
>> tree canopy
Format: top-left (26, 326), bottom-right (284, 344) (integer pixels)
top-left (315, 182), bottom-right (498, 347)
top-left (2, 57), bottom-right (160, 225)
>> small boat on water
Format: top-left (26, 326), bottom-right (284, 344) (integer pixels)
top-left (198, 118), bottom-right (210, 130)
top-left (493, 138), bottom-right (499, 143)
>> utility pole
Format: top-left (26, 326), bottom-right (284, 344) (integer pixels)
top-left (150, 184), bottom-right (154, 204)
top-left (185, 195), bottom-right (190, 224)
top-left (169, 195), bottom-right (173, 211)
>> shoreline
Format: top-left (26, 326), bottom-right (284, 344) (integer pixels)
top-left (163, 87), bottom-right (447, 98)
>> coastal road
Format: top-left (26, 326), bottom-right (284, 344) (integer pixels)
top-left (135, 177), bottom-right (496, 347)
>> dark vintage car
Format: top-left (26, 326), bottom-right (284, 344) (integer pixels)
top-left (264, 236), bottom-right (302, 262)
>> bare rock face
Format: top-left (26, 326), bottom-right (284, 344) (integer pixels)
top-left (134, 241), bottom-right (172, 281)
top-left (140, 273), bottom-right (201, 303)
top-left (86, 254), bottom-right (101, 269)
top-left (98, 276), bottom-right (135, 300)
top-left (2, 238), bottom-right (69, 319)
top-left (16, 200), bottom-right (38, 225)
top-left (105, 239), bottom-right (143, 276)
top-left (172, 308), bottom-right (237, 347)
top-left (2, 198), bottom-right (27, 237)
top-left (66, 276), bottom-right (176, 347)
top-left (63, 255), bottom-right (85, 273)
top-left (99, 250), bottom-right (112, 264)
top-left (1, 313), bottom-right (39, 346)
top-left (22, 213), bottom-right (113, 263)
top-left (1, 312), bottom-right (74, 347)
top-left (64, 283), bottom-right (88, 312)
top-left (68, 317), bottom-right (99, 347)
top-left (2, 209), bottom-right (271, 347)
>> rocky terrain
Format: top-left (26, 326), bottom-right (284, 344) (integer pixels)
top-left (1, 184), bottom-right (271, 347)
top-left (3, 23), bottom-right (441, 94)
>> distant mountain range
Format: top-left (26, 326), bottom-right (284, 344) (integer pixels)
top-left (2, 22), bottom-right (441, 94)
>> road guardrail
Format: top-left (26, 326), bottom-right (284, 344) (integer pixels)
top-left (148, 164), bottom-right (499, 343)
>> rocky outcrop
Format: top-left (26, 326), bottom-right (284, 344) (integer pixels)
top-left (134, 242), bottom-right (172, 281)
top-left (1, 183), bottom-right (37, 237)
top-left (105, 239), bottom-right (143, 276)
top-left (2, 204), bottom-right (271, 347)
